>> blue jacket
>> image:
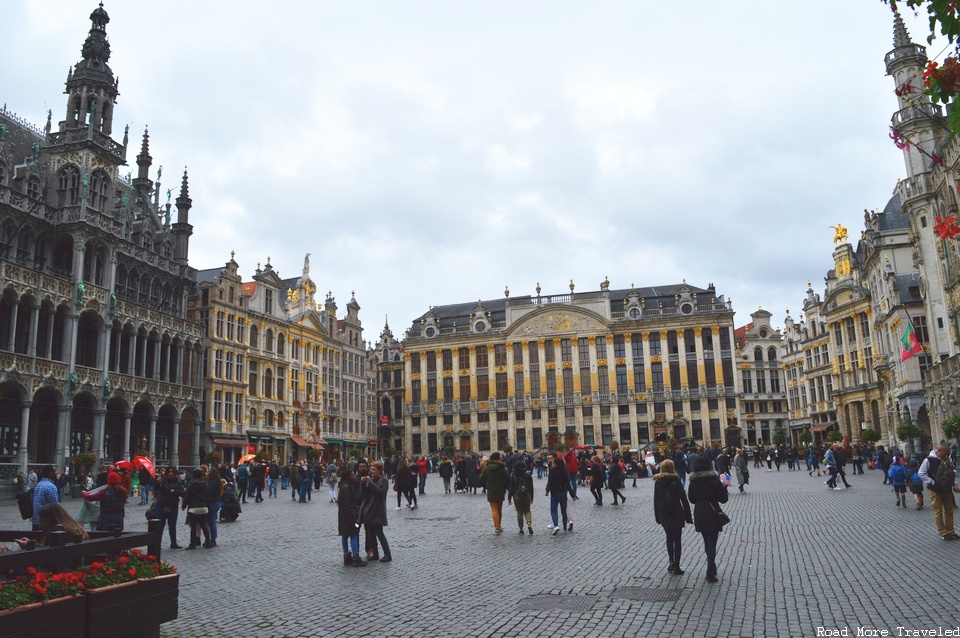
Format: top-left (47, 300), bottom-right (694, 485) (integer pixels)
top-left (32, 478), bottom-right (61, 526)
top-left (888, 464), bottom-right (907, 487)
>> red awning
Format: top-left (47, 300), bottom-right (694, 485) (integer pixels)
top-left (809, 423), bottom-right (835, 433)
top-left (290, 436), bottom-right (324, 450)
top-left (213, 438), bottom-right (249, 447)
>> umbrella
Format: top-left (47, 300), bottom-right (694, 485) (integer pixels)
top-left (114, 460), bottom-right (134, 471)
top-left (238, 453), bottom-right (257, 465)
top-left (132, 456), bottom-right (155, 475)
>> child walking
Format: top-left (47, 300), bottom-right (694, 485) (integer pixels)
top-left (906, 458), bottom-right (924, 510)
top-left (888, 456), bottom-right (907, 508)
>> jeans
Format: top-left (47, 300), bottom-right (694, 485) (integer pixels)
top-left (207, 501), bottom-right (221, 541)
top-left (568, 470), bottom-right (578, 498)
top-left (536, 465), bottom-right (543, 479)
top-left (140, 484), bottom-right (150, 504)
top-left (328, 482), bottom-right (337, 501)
top-left (187, 512), bottom-right (211, 547)
top-left (306, 482), bottom-right (312, 501)
top-left (364, 522), bottom-right (391, 557)
top-left (267, 478), bottom-right (278, 497)
top-left (281, 477), bottom-right (289, 490)
top-left (549, 492), bottom-right (568, 528)
top-left (298, 482), bottom-right (308, 502)
top-left (341, 534), bottom-right (359, 556)
top-left (826, 467), bottom-right (838, 488)
top-left (159, 506), bottom-right (178, 546)
top-left (701, 531), bottom-right (719, 576)
top-left (418, 473), bottom-right (427, 494)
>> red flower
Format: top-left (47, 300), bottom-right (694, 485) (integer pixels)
top-left (128, 569), bottom-right (136, 578)
top-left (117, 556), bottom-right (128, 565)
top-left (890, 127), bottom-right (911, 150)
top-left (935, 215), bottom-right (960, 240)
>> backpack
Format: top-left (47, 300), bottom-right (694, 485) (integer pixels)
top-left (17, 489), bottom-right (34, 520)
top-left (935, 457), bottom-right (957, 492)
top-left (910, 469), bottom-right (923, 486)
top-left (514, 473), bottom-right (530, 497)
top-left (654, 480), bottom-right (678, 515)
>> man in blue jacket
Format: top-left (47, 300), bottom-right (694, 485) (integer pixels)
top-left (32, 465), bottom-right (61, 529)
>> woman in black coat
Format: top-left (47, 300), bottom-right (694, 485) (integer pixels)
top-left (359, 461), bottom-right (392, 562)
top-left (181, 468), bottom-right (211, 549)
top-left (687, 456), bottom-right (729, 583)
top-left (337, 467), bottom-right (364, 566)
top-left (589, 456), bottom-right (606, 505)
top-left (653, 459), bottom-right (692, 575)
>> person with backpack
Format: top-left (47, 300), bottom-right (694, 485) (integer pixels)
top-left (906, 458), bottom-right (925, 510)
top-left (888, 456), bottom-right (908, 508)
top-left (479, 452), bottom-right (510, 534)
top-left (507, 459), bottom-right (534, 535)
top-left (653, 459), bottom-right (692, 575)
top-left (917, 443), bottom-right (960, 540)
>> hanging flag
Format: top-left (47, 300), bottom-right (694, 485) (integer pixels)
top-left (900, 318), bottom-right (923, 362)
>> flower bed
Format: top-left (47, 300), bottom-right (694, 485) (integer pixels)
top-left (0, 549), bottom-right (178, 637)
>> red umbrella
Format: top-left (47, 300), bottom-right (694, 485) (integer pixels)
top-left (114, 460), bottom-right (134, 471)
top-left (238, 453), bottom-right (257, 465)
top-left (132, 456), bottom-right (155, 475)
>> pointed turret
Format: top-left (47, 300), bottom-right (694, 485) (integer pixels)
top-left (171, 168), bottom-right (193, 265)
top-left (60, 3), bottom-right (118, 136)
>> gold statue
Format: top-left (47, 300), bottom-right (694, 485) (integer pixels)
top-left (830, 224), bottom-right (848, 245)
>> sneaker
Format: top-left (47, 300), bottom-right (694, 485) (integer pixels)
top-left (552, 526), bottom-right (560, 536)
top-left (567, 521), bottom-right (574, 532)
top-left (395, 506), bottom-right (402, 510)
top-left (528, 525), bottom-right (534, 535)
top-left (518, 528), bottom-right (525, 535)
top-left (494, 528), bottom-right (502, 535)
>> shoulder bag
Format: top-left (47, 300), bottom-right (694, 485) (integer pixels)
top-left (709, 501), bottom-right (730, 527)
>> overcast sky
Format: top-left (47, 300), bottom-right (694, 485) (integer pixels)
top-left (1, 1), bottom-right (938, 341)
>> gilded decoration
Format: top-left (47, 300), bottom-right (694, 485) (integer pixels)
top-left (495, 365), bottom-right (507, 373)
top-left (409, 373), bottom-right (421, 381)
top-left (545, 362), bottom-right (556, 370)
top-left (477, 401), bottom-right (489, 410)
top-left (615, 358), bottom-right (626, 366)
top-left (581, 396), bottom-right (592, 403)
top-left (459, 369), bottom-right (471, 377)
top-left (427, 405), bottom-right (436, 413)
top-left (659, 331), bottom-right (668, 339)
top-left (403, 353), bottom-right (411, 360)
top-left (514, 311), bottom-right (603, 335)
top-left (562, 361), bottom-right (573, 369)
top-left (641, 332), bottom-right (650, 340)
top-left (513, 365), bottom-right (524, 372)
top-left (597, 359), bottom-right (608, 366)
top-left (693, 328), bottom-right (703, 337)
top-left (532, 399), bottom-right (541, 407)
top-left (740, 363), bottom-right (752, 369)
top-left (634, 393), bottom-right (647, 401)
top-left (650, 355), bottom-right (662, 363)
top-left (442, 370), bottom-right (453, 378)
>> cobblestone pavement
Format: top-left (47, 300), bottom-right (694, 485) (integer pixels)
top-left (3, 466), bottom-right (960, 637)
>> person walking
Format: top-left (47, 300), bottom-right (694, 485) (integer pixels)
top-left (138, 465), bottom-right (152, 505)
top-left (251, 459), bottom-right (267, 503)
top-left (359, 461), bottom-right (392, 562)
top-left (687, 456), bottom-right (729, 583)
top-left (289, 461), bottom-right (301, 502)
top-left (824, 445), bottom-right (839, 489)
top-left (416, 456), bottom-right (428, 495)
top-left (918, 443), bottom-right (960, 540)
top-left (325, 460), bottom-right (338, 502)
top-left (268, 460), bottom-right (280, 498)
top-left (508, 459), bottom-right (534, 535)
top-left (438, 457), bottom-right (454, 494)
top-left (297, 461), bottom-right (310, 503)
top-left (546, 455), bottom-right (577, 535)
top-left (653, 459), bottom-right (692, 575)
top-left (394, 459), bottom-right (416, 510)
top-left (206, 466), bottom-right (223, 546)
top-left (907, 458), bottom-right (925, 510)
top-left (888, 456), bottom-right (908, 508)
top-left (155, 467), bottom-right (185, 548)
top-left (337, 467), bottom-right (365, 566)
top-left (236, 461), bottom-right (249, 504)
top-left (31, 465), bottom-right (61, 530)
top-left (182, 468), bottom-right (212, 549)
top-left (877, 446), bottom-right (893, 485)
top-left (589, 455), bottom-right (606, 505)
top-left (608, 455), bottom-right (627, 505)
top-left (733, 449), bottom-right (749, 493)
top-left (480, 452), bottom-right (509, 534)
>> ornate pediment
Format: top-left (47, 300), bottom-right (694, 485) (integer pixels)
top-left (509, 308), bottom-right (606, 337)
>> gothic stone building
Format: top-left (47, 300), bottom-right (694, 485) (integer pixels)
top-left (0, 5), bottom-right (204, 475)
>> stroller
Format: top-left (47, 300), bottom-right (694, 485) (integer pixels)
top-left (220, 483), bottom-right (242, 522)
top-left (454, 474), bottom-right (468, 493)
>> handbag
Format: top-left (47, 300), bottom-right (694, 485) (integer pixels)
top-left (709, 502), bottom-right (730, 527)
top-left (187, 507), bottom-right (209, 515)
top-left (144, 497), bottom-right (160, 520)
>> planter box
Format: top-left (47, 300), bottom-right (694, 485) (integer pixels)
top-left (0, 594), bottom-right (85, 638)
top-left (85, 573), bottom-right (179, 638)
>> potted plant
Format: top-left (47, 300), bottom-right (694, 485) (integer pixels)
top-left (204, 451), bottom-right (222, 466)
top-left (861, 428), bottom-right (881, 445)
top-left (896, 422), bottom-right (921, 441)
top-left (942, 415), bottom-right (960, 442)
top-left (798, 432), bottom-right (813, 446)
top-left (772, 432), bottom-right (786, 446)
top-left (306, 448), bottom-right (321, 463)
top-left (383, 446), bottom-right (396, 458)
top-left (502, 444), bottom-right (513, 455)
top-left (825, 430), bottom-right (844, 444)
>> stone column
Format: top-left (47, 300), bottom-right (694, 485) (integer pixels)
top-left (122, 412), bottom-right (132, 460)
top-left (192, 419), bottom-right (201, 467)
top-left (6, 296), bottom-right (19, 351)
top-left (45, 308), bottom-right (55, 359)
top-left (128, 331), bottom-right (137, 376)
top-left (171, 417), bottom-right (180, 468)
top-left (57, 405), bottom-right (72, 469)
top-left (27, 301), bottom-right (40, 358)
top-left (66, 311), bottom-right (79, 370)
top-left (148, 414), bottom-right (157, 455)
top-left (93, 407), bottom-right (106, 462)
top-left (18, 401), bottom-right (32, 473)
top-left (137, 334), bottom-right (147, 377)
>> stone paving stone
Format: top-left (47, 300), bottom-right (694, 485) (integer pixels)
top-left (2, 467), bottom-right (960, 636)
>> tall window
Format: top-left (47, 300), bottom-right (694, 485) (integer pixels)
top-left (494, 344), bottom-right (507, 367)
top-left (476, 346), bottom-right (488, 369)
top-left (597, 366), bottom-right (609, 395)
top-left (57, 165), bottom-right (81, 206)
top-left (616, 365), bottom-right (628, 395)
top-left (614, 335), bottom-right (625, 359)
top-left (458, 347), bottom-right (469, 369)
top-left (631, 334), bottom-right (643, 360)
top-left (544, 340), bottom-right (555, 363)
top-left (459, 375), bottom-right (471, 401)
top-left (496, 373), bottom-right (508, 400)
top-left (648, 334), bottom-right (661, 356)
top-left (513, 342), bottom-right (523, 365)
top-left (265, 289), bottom-right (274, 314)
top-left (561, 339), bottom-right (572, 362)
top-left (477, 375), bottom-right (489, 401)
top-left (248, 361), bottom-right (258, 395)
top-left (427, 351), bottom-right (436, 372)
top-left (578, 338), bottom-right (590, 365)
top-left (277, 368), bottom-right (286, 400)
top-left (529, 370), bottom-right (540, 398)
top-left (442, 349), bottom-right (452, 370)
top-left (411, 353), bottom-right (421, 373)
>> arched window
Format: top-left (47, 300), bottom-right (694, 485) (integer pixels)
top-left (767, 347), bottom-right (777, 362)
top-left (264, 368), bottom-right (274, 399)
top-left (27, 175), bottom-right (41, 200)
top-left (16, 227), bottom-right (34, 263)
top-left (87, 169), bottom-right (110, 210)
top-left (76, 311), bottom-right (101, 368)
top-left (277, 332), bottom-right (285, 356)
top-left (249, 325), bottom-right (259, 349)
top-left (115, 264), bottom-right (127, 297)
top-left (139, 274), bottom-right (150, 303)
top-left (150, 279), bottom-right (161, 308)
top-left (0, 160), bottom-right (6, 185)
top-left (753, 347), bottom-right (763, 362)
top-left (265, 329), bottom-right (274, 352)
top-left (57, 165), bottom-right (81, 206)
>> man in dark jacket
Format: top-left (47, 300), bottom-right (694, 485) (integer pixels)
top-left (251, 460), bottom-right (267, 503)
top-left (918, 444), bottom-right (960, 540)
top-left (268, 461), bottom-right (280, 498)
top-left (480, 453), bottom-right (510, 534)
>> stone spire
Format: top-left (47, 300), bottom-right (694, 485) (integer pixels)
top-left (175, 168), bottom-right (191, 223)
top-left (892, 7), bottom-right (913, 49)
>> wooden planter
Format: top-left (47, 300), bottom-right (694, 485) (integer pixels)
top-left (1, 594), bottom-right (86, 638)
top-left (85, 573), bottom-right (179, 638)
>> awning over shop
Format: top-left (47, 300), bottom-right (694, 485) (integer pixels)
top-left (810, 422), bottom-right (835, 433)
top-left (325, 439), bottom-right (343, 445)
top-left (291, 436), bottom-right (324, 450)
top-left (212, 438), bottom-right (248, 448)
